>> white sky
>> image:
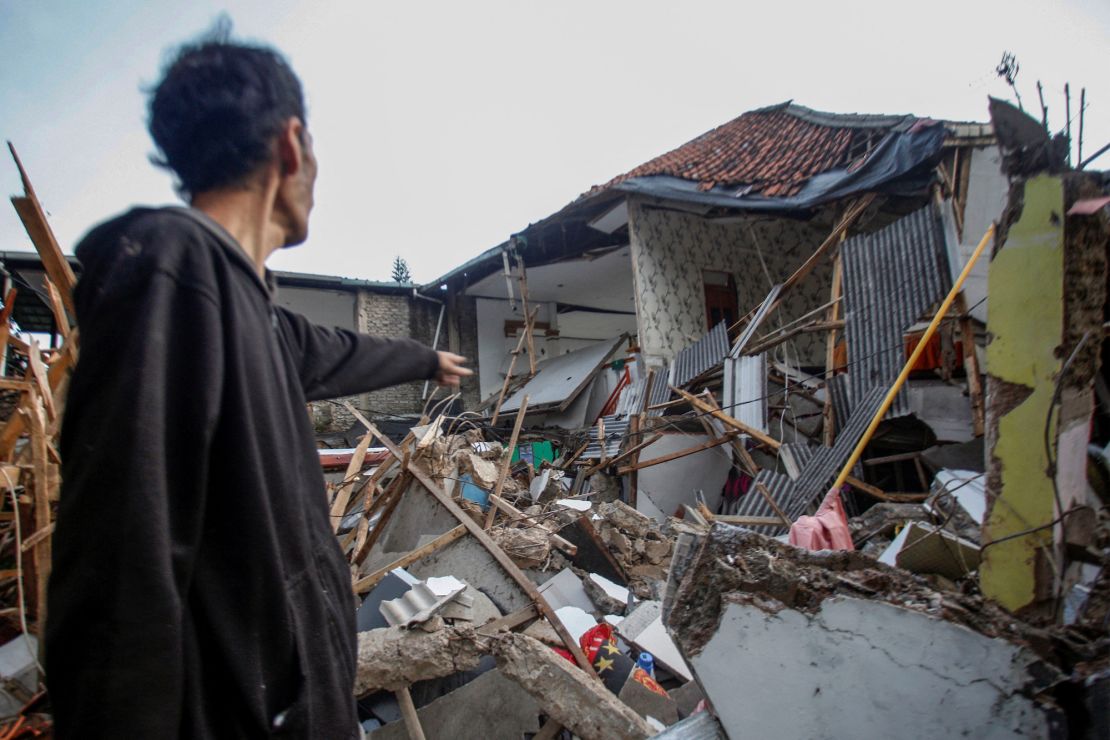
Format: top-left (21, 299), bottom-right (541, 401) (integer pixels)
top-left (1, 0), bottom-right (1107, 284)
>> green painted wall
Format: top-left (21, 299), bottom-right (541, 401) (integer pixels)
top-left (981, 175), bottom-right (1064, 612)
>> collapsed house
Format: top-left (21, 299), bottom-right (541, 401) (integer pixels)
top-left (0, 96), bottom-right (1106, 738)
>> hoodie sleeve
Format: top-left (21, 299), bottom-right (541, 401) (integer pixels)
top-left (273, 306), bottom-right (439, 402)
top-left (46, 229), bottom-right (224, 739)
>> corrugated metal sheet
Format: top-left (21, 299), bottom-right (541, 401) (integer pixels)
top-left (841, 204), bottom-right (951, 417)
top-left (671, 321), bottom-right (729, 388)
top-left (730, 470), bottom-right (798, 535)
top-left (827, 373), bottom-right (852, 436)
top-left (792, 385), bottom-right (886, 505)
top-left (615, 374), bottom-right (648, 417)
top-left (780, 442), bottom-right (815, 480)
top-left (731, 284), bottom-right (783, 358)
top-left (645, 362), bottom-right (672, 417)
top-left (722, 354), bottom-right (768, 436)
top-left (581, 414), bottom-right (630, 460)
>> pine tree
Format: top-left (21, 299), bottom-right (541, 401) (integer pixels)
top-left (391, 256), bottom-right (412, 284)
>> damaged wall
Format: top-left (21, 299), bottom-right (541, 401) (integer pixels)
top-left (981, 175), bottom-right (1066, 613)
top-left (627, 198), bottom-right (833, 363)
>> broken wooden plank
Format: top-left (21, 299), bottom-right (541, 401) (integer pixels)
top-left (616, 431), bottom-right (740, 475)
top-left (484, 395), bottom-right (529, 529)
top-left (329, 430), bottom-right (375, 534)
top-left (8, 143), bottom-right (77, 315)
top-left (395, 686), bottom-right (428, 740)
top-left (491, 307), bottom-right (538, 425)
top-left (351, 470), bottom-right (414, 567)
top-left (516, 257), bottom-right (537, 376)
top-left (353, 525), bottom-right (468, 594)
top-left (26, 394), bottom-right (50, 623)
top-left (25, 340), bottom-right (54, 422)
top-left (477, 603), bottom-right (540, 635)
top-left (42, 278), bottom-right (71, 341)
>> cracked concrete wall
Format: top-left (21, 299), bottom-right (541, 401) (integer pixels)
top-left (689, 595), bottom-right (1054, 739)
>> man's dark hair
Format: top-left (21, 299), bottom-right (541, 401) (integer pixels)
top-left (148, 23), bottom-right (306, 198)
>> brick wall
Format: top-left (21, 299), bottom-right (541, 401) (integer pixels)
top-left (308, 289), bottom-right (480, 435)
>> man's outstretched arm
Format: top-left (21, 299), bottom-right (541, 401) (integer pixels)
top-left (273, 306), bottom-right (470, 401)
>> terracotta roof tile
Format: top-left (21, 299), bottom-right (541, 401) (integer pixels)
top-left (596, 104), bottom-right (912, 198)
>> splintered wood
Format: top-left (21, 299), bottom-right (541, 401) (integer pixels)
top-left (2, 144), bottom-right (79, 634)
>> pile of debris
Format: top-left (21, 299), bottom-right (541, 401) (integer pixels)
top-left (0, 146), bottom-right (79, 738)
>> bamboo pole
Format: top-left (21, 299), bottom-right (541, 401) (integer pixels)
top-left (828, 224), bottom-right (995, 493)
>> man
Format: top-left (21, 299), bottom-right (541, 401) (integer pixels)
top-left (44, 31), bottom-right (469, 738)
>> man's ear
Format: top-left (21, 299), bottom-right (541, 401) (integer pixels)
top-left (277, 118), bottom-right (305, 177)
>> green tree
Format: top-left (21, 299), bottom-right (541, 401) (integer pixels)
top-left (391, 256), bottom-right (412, 283)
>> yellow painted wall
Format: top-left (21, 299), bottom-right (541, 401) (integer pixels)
top-left (981, 175), bottom-right (1064, 612)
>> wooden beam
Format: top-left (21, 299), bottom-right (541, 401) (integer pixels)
top-left (26, 395), bottom-right (50, 624)
top-left (484, 395), bottom-right (528, 529)
top-left (329, 430), bottom-right (376, 534)
top-left (616, 431), bottom-right (740, 475)
top-left (43, 278), bottom-right (71, 341)
top-left (491, 307), bottom-right (537, 425)
top-left (395, 687), bottom-right (427, 740)
top-left (353, 525), bottom-right (467, 594)
top-left (516, 257), bottom-right (537, 376)
top-left (8, 144), bottom-right (77, 315)
top-left (348, 409), bottom-right (597, 679)
top-left (477, 603), bottom-right (540, 635)
top-left (351, 469), bottom-right (413, 566)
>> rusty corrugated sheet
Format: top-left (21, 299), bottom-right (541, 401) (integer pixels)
top-left (841, 204), bottom-right (951, 417)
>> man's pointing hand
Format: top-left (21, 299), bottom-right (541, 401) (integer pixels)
top-left (435, 351), bottom-right (472, 387)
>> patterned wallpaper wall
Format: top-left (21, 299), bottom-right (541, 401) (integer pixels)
top-left (628, 197), bottom-right (835, 366)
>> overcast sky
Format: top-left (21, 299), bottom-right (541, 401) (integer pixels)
top-left (1, 0), bottom-right (1107, 284)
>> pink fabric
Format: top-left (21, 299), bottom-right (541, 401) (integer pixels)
top-left (788, 487), bottom-right (855, 551)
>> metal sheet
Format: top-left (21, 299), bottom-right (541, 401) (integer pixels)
top-left (723, 354), bottom-right (768, 436)
top-left (841, 204), bottom-right (951, 417)
top-left (615, 374), bottom-right (648, 417)
top-left (792, 385), bottom-right (886, 505)
top-left (500, 335), bottom-right (625, 412)
top-left (827, 373), bottom-right (852, 437)
top-left (730, 470), bottom-right (797, 535)
top-left (731, 284), bottom-right (783, 358)
top-left (645, 362), bottom-right (672, 417)
top-left (580, 415), bottom-right (630, 460)
top-left (672, 321), bottom-right (729, 388)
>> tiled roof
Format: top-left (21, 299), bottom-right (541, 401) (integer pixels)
top-left (596, 102), bottom-right (916, 198)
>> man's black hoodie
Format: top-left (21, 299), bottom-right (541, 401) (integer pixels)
top-left (45, 207), bottom-right (438, 738)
